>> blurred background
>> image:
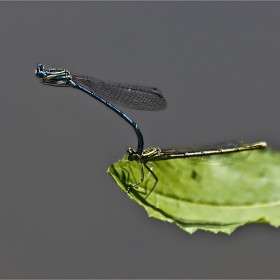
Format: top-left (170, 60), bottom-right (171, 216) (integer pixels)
top-left (0, 2), bottom-right (280, 278)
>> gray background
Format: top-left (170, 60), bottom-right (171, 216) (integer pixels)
top-left (0, 2), bottom-right (280, 278)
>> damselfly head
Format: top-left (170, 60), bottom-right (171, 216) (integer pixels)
top-left (35, 63), bottom-right (47, 78)
top-left (127, 147), bottom-right (140, 161)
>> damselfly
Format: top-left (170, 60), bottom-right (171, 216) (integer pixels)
top-left (35, 64), bottom-right (167, 155)
top-left (126, 141), bottom-right (267, 199)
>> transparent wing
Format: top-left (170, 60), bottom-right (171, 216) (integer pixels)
top-left (160, 141), bottom-right (264, 166)
top-left (72, 74), bottom-right (167, 111)
top-left (185, 150), bottom-right (252, 165)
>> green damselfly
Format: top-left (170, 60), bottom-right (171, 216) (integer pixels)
top-left (126, 141), bottom-right (267, 199)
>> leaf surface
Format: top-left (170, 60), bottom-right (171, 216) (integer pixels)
top-left (108, 148), bottom-right (280, 234)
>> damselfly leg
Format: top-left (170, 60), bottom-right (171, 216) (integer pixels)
top-left (126, 162), bottom-right (157, 199)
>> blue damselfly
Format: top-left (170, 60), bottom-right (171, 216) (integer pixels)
top-left (35, 64), bottom-right (167, 155)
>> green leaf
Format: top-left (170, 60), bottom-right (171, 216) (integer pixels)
top-left (107, 148), bottom-right (280, 234)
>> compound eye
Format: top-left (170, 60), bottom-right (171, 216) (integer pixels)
top-left (37, 64), bottom-right (44, 71)
top-left (35, 64), bottom-right (47, 78)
